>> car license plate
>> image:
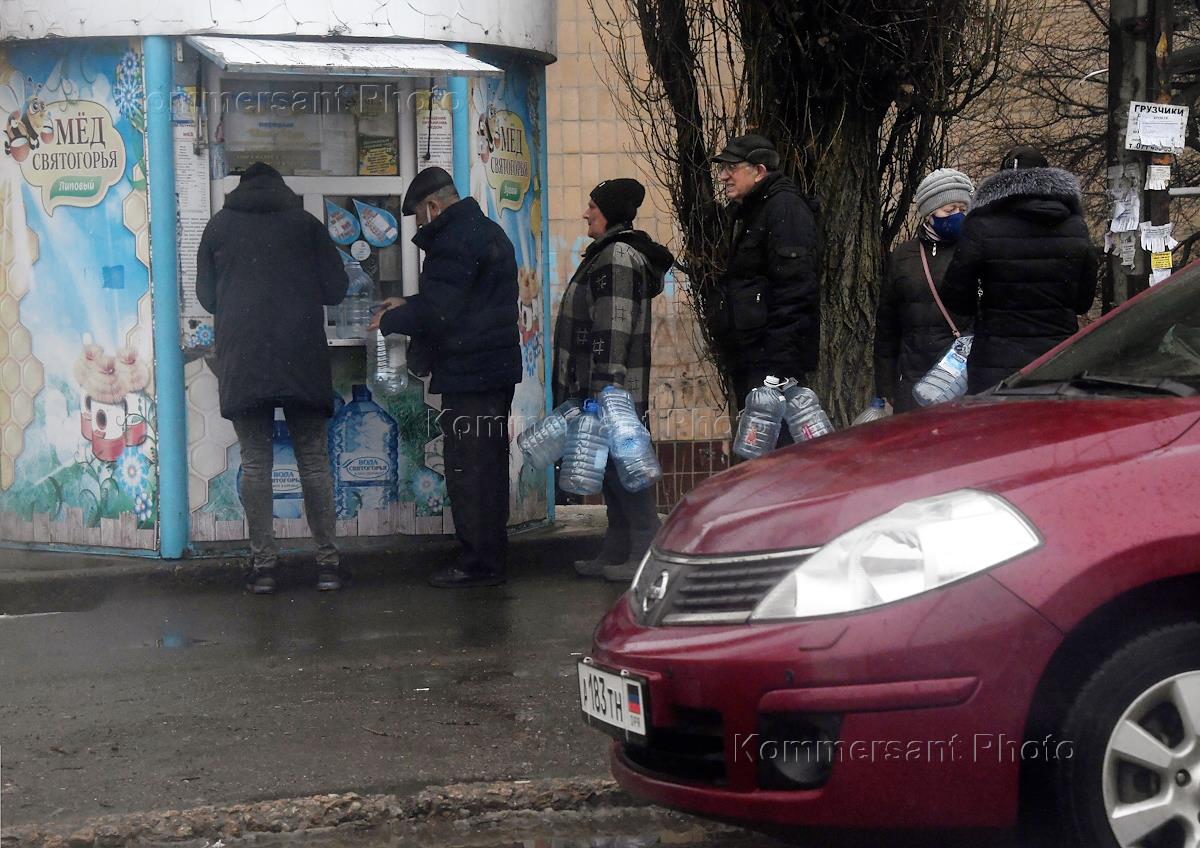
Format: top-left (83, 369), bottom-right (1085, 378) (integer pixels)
top-left (578, 660), bottom-right (648, 741)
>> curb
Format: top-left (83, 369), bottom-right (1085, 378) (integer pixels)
top-left (0, 778), bottom-right (645, 848)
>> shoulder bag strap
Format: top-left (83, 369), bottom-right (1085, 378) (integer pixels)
top-left (919, 242), bottom-right (960, 339)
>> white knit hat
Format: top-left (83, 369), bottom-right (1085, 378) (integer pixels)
top-left (914, 168), bottom-right (974, 219)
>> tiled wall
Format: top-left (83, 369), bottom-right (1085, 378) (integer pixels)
top-left (547, 0), bottom-right (730, 508)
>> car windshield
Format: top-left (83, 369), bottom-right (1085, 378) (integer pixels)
top-left (1004, 265), bottom-right (1200, 391)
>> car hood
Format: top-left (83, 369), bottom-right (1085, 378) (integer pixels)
top-left (659, 397), bottom-right (1200, 555)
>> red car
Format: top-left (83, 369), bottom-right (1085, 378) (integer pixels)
top-left (579, 264), bottom-right (1200, 847)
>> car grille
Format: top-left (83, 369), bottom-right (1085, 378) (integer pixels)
top-left (621, 706), bottom-right (726, 784)
top-left (634, 548), bottom-right (816, 626)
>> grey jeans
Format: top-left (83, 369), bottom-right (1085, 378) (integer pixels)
top-left (232, 408), bottom-right (339, 571)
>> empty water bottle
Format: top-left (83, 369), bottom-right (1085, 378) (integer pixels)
top-left (517, 400), bottom-right (581, 468)
top-left (598, 386), bottom-right (661, 491)
top-left (783, 385), bottom-right (834, 442)
top-left (337, 257), bottom-right (373, 339)
top-left (369, 330), bottom-right (408, 396)
top-left (851, 397), bottom-right (890, 427)
top-left (559, 400), bottom-right (608, 496)
top-left (733, 375), bottom-right (787, 459)
top-left (913, 334), bottom-right (974, 407)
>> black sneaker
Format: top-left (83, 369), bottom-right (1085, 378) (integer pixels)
top-left (245, 568), bottom-right (277, 595)
top-left (428, 566), bottom-right (506, 588)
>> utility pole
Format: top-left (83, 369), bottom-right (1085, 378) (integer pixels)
top-left (1142, 0), bottom-right (1174, 295)
top-left (1106, 0), bottom-right (1150, 310)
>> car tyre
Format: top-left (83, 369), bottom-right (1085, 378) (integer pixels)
top-left (1051, 622), bottom-right (1200, 848)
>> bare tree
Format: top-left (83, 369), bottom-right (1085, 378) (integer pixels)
top-left (591, 0), bottom-right (1018, 422)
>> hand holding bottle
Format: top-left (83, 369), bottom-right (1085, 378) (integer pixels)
top-left (368, 297), bottom-right (407, 332)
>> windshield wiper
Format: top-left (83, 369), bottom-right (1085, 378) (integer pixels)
top-left (1061, 372), bottom-right (1196, 397)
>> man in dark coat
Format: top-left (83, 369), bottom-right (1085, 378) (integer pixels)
top-left (370, 167), bottom-right (520, 588)
top-left (196, 162), bottom-right (348, 595)
top-left (710, 133), bottom-right (821, 441)
top-left (874, 168), bottom-right (975, 411)
top-left (941, 146), bottom-right (1098, 394)
top-left (552, 178), bottom-right (674, 582)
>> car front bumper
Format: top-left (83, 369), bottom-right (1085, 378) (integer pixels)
top-left (588, 572), bottom-right (1064, 830)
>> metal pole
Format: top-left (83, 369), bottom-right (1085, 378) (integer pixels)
top-left (144, 35), bottom-right (190, 558)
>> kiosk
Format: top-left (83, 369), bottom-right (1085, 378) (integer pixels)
top-left (0, 2), bottom-right (555, 557)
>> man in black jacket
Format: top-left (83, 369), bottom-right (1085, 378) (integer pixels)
top-left (370, 167), bottom-right (521, 588)
top-left (941, 146), bottom-right (1097, 393)
top-left (196, 162), bottom-right (348, 595)
top-left (710, 134), bottom-right (821, 440)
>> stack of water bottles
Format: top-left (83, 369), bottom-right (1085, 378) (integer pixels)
top-left (733, 376), bottom-right (834, 460)
top-left (516, 387), bottom-right (661, 496)
top-left (913, 334), bottom-right (973, 406)
top-left (337, 253), bottom-right (373, 339)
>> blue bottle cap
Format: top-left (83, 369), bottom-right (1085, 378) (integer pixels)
top-left (584, 399), bottom-right (600, 415)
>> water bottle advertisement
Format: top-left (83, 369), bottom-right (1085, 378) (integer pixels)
top-left (469, 55), bottom-right (549, 525)
top-left (0, 39), bottom-right (160, 550)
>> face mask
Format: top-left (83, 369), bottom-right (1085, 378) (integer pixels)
top-left (931, 211), bottom-right (965, 241)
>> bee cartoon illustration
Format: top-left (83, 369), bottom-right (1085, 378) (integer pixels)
top-left (2, 79), bottom-right (53, 162)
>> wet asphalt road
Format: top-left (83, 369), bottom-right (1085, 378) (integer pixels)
top-left (0, 547), bottom-right (628, 829)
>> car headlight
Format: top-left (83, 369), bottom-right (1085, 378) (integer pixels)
top-left (750, 489), bottom-right (1041, 621)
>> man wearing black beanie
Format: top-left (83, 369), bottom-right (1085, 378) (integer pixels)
top-left (552, 179), bottom-right (675, 582)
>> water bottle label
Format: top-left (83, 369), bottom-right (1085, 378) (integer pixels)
top-left (342, 455), bottom-right (390, 481)
top-left (272, 468), bottom-right (302, 494)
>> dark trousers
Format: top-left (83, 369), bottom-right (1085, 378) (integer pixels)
top-left (732, 368), bottom-right (797, 448)
top-left (599, 458), bottom-right (661, 563)
top-left (440, 386), bottom-right (515, 574)
top-left (232, 407), bottom-right (339, 571)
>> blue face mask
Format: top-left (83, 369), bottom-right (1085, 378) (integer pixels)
top-left (931, 211), bottom-right (965, 241)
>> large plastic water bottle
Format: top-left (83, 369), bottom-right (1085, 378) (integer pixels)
top-left (851, 397), bottom-right (890, 427)
top-left (338, 259), bottom-right (373, 339)
top-left (733, 375), bottom-right (787, 459)
top-left (329, 384), bottom-right (399, 517)
top-left (271, 419), bottom-right (303, 519)
top-left (598, 386), bottom-right (661, 491)
top-left (783, 385), bottom-right (834, 442)
top-left (559, 400), bottom-right (608, 496)
top-left (913, 334), bottom-right (974, 407)
top-left (517, 400), bottom-right (581, 468)
top-left (369, 330), bottom-right (408, 396)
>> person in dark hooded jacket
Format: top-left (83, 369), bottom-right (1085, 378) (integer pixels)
top-left (196, 162), bottom-right (348, 594)
top-left (940, 146), bottom-right (1098, 394)
top-left (552, 178), bottom-right (674, 583)
top-left (874, 168), bottom-right (975, 411)
top-left (710, 133), bottom-right (820, 433)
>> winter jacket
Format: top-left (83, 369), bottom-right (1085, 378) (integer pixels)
top-left (941, 166), bottom-right (1098, 394)
top-left (708, 171), bottom-right (820, 382)
top-left (873, 237), bottom-right (974, 412)
top-left (195, 171), bottom-right (347, 420)
top-left (379, 197), bottom-right (521, 394)
top-left (552, 226), bottom-right (673, 419)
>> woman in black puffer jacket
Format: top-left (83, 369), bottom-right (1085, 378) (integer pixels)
top-left (874, 168), bottom-right (976, 412)
top-left (940, 146), bottom-right (1098, 394)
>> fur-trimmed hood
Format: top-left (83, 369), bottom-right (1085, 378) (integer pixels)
top-left (969, 166), bottom-right (1083, 224)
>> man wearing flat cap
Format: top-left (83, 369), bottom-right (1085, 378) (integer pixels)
top-left (369, 166), bottom-right (521, 588)
top-left (711, 133), bottom-right (821, 441)
top-left (553, 178), bottom-right (674, 582)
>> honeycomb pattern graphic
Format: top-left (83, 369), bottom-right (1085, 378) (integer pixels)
top-left (122, 189), bottom-right (150, 269)
top-left (0, 178), bottom-right (44, 490)
top-left (185, 358), bottom-right (236, 512)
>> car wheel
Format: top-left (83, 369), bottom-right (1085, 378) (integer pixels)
top-left (1054, 622), bottom-right (1200, 848)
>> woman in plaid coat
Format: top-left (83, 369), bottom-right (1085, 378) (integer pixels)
top-left (552, 179), bottom-right (674, 582)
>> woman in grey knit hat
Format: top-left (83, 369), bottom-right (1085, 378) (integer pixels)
top-left (873, 168), bottom-right (975, 412)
